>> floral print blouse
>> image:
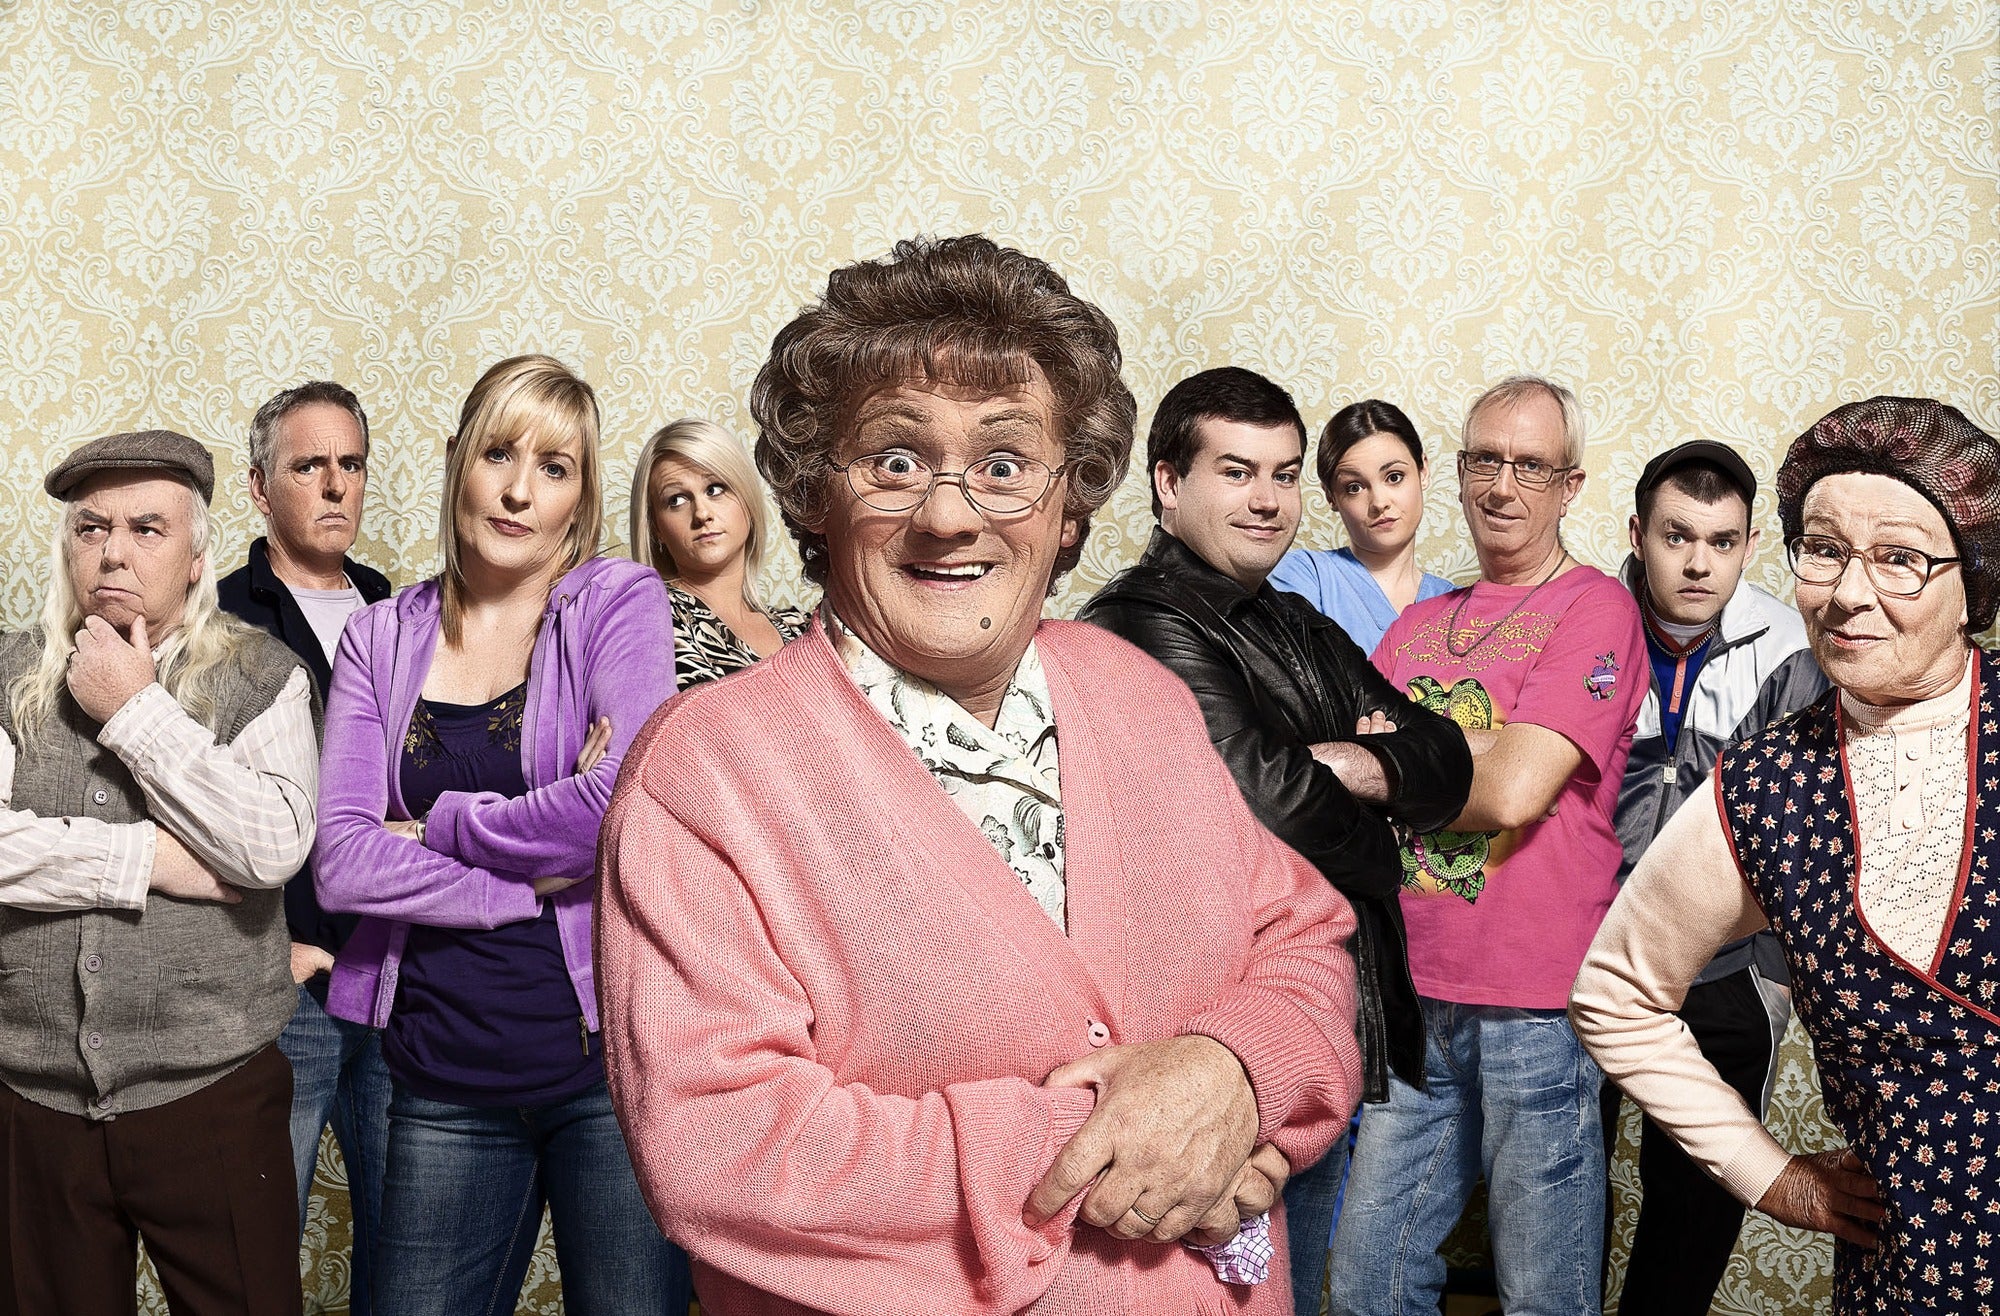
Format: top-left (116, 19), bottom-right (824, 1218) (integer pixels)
top-left (827, 610), bottom-right (1068, 932)
top-left (668, 584), bottom-right (810, 690)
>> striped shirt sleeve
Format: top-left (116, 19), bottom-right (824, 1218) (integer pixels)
top-left (98, 667), bottom-right (318, 890)
top-left (0, 723), bottom-right (155, 912)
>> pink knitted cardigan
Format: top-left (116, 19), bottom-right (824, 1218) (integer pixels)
top-left (597, 618), bottom-right (1361, 1316)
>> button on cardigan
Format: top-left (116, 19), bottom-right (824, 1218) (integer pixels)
top-left (597, 616), bottom-right (1361, 1316)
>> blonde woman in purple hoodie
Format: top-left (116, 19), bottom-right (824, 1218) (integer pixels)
top-left (313, 355), bottom-right (688, 1315)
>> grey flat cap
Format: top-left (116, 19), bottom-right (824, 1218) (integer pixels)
top-left (45, 429), bottom-right (215, 503)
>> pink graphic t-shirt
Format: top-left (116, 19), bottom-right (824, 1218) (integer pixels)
top-left (1371, 564), bottom-right (1646, 1009)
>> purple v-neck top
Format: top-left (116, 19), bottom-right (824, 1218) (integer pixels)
top-left (386, 685), bottom-right (602, 1106)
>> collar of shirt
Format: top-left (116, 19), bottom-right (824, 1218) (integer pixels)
top-left (825, 608), bottom-right (1060, 807)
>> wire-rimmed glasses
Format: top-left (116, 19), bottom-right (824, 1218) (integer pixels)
top-left (1456, 450), bottom-right (1575, 489)
top-left (832, 452), bottom-right (1070, 515)
top-left (1786, 535), bottom-right (1961, 598)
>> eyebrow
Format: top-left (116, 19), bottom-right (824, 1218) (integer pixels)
top-left (528, 437), bottom-right (580, 461)
top-left (1661, 517), bottom-right (1739, 538)
top-left (1804, 515), bottom-right (1938, 539)
top-left (658, 471), bottom-right (724, 490)
top-left (1336, 458), bottom-right (1410, 478)
top-left (975, 409), bottom-right (1045, 429)
top-left (854, 403), bottom-right (935, 428)
top-left (1217, 452), bottom-right (1302, 470)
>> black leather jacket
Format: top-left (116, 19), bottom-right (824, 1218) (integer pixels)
top-left (1078, 530), bottom-right (1473, 1098)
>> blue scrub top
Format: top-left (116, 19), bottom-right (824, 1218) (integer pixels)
top-left (1268, 545), bottom-right (1455, 656)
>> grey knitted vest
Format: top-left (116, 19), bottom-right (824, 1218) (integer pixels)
top-left (0, 626), bottom-right (302, 1118)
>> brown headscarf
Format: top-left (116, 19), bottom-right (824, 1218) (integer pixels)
top-left (1776, 396), bottom-right (2000, 631)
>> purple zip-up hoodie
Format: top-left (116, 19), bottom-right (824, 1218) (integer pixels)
top-left (314, 555), bottom-right (675, 1030)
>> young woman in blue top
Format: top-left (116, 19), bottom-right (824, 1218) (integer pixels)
top-left (1265, 398), bottom-right (1454, 1289)
top-left (1268, 400), bottom-right (1454, 654)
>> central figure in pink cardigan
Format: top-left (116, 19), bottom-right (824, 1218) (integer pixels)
top-left (598, 236), bottom-right (1364, 1315)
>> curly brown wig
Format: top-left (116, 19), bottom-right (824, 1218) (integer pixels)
top-left (750, 234), bottom-right (1136, 585)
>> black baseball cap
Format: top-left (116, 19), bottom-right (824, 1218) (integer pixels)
top-left (1634, 440), bottom-right (1756, 509)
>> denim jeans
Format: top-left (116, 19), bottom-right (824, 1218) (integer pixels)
top-left (277, 983), bottom-right (391, 1315)
top-left (1327, 998), bottom-right (1605, 1316)
top-left (372, 1077), bottom-right (692, 1316)
top-left (1282, 1115), bottom-right (1353, 1316)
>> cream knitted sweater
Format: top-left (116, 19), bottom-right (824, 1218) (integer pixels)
top-left (1570, 656), bottom-right (1974, 1206)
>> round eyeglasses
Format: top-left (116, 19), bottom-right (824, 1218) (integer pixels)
top-left (832, 452), bottom-right (1071, 515)
top-left (1456, 450), bottom-right (1575, 489)
top-left (1786, 535), bottom-right (1961, 598)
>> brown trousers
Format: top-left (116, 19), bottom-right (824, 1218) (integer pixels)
top-left (0, 1044), bottom-right (301, 1316)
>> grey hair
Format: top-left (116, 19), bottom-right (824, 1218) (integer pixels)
top-left (248, 381), bottom-right (370, 476)
top-left (1463, 374), bottom-right (1586, 469)
top-left (8, 481), bottom-right (255, 751)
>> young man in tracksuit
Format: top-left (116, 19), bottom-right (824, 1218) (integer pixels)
top-left (1605, 440), bottom-right (1826, 1316)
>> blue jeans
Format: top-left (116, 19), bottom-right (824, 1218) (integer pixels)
top-left (277, 983), bottom-right (391, 1315)
top-left (1282, 1115), bottom-right (1352, 1316)
top-left (372, 1078), bottom-right (692, 1316)
top-left (1327, 999), bottom-right (1605, 1316)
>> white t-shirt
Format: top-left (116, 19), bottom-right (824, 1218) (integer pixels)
top-left (292, 582), bottom-right (366, 666)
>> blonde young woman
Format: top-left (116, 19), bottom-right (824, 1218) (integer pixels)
top-left (630, 418), bottom-right (808, 689)
top-left (313, 356), bottom-right (688, 1315)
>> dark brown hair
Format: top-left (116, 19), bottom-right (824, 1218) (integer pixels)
top-left (750, 234), bottom-right (1136, 584)
top-left (1635, 461), bottom-right (1748, 530)
top-left (1146, 367), bottom-right (1305, 519)
top-left (1315, 399), bottom-right (1424, 504)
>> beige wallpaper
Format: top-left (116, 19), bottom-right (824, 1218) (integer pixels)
top-left (5, 1), bottom-right (1996, 1312)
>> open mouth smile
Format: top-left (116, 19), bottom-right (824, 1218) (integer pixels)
top-left (905, 562), bottom-right (993, 584)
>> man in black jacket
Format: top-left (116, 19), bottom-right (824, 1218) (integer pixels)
top-left (1078, 367), bottom-right (1472, 1314)
top-left (216, 381), bottom-right (393, 1313)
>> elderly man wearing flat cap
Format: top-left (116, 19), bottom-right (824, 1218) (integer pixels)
top-left (0, 430), bottom-right (316, 1315)
top-left (1601, 438), bottom-right (1825, 1316)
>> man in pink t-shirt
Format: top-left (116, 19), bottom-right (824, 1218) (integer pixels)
top-left (1328, 376), bottom-right (1646, 1316)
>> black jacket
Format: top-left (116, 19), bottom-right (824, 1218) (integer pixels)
top-left (218, 538), bottom-right (393, 968)
top-left (1078, 529), bottom-right (1473, 1098)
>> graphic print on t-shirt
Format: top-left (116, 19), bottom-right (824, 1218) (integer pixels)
top-left (1372, 565), bottom-right (1646, 1009)
top-left (1399, 674), bottom-right (1521, 900)
top-left (1583, 651), bottom-right (1621, 700)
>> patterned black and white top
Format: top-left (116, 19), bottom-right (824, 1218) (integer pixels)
top-left (668, 584), bottom-right (810, 690)
top-left (826, 608), bottom-right (1067, 932)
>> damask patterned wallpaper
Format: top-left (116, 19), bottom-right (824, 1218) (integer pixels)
top-left (3, 1), bottom-right (1994, 1312)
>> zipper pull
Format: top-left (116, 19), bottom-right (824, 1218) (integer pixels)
top-left (579, 1016), bottom-right (590, 1057)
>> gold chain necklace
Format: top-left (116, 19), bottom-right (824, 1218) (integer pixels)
top-left (1444, 547), bottom-right (1571, 659)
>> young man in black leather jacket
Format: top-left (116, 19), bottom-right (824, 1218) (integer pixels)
top-left (1078, 367), bottom-right (1472, 1314)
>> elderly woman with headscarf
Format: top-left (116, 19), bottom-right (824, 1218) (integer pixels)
top-left (1571, 396), bottom-right (2000, 1313)
top-left (595, 235), bottom-right (1362, 1316)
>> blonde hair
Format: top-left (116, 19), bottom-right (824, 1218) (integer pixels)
top-left (1463, 374), bottom-right (1587, 469)
top-left (9, 483), bottom-right (257, 750)
top-left (439, 355), bottom-right (604, 645)
top-left (628, 418), bottom-right (773, 611)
